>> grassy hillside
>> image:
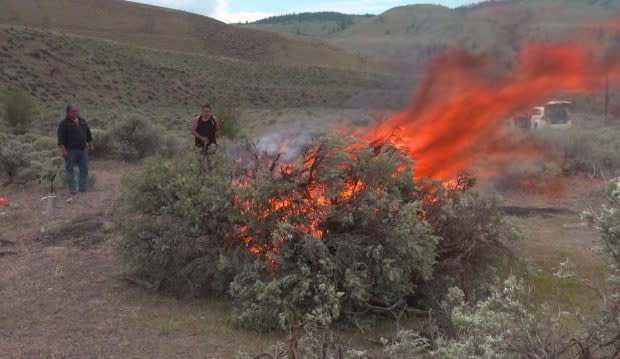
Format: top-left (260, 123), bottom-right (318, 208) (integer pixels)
top-left (328, 1), bottom-right (619, 69)
top-left (0, 25), bottom-right (390, 132)
top-left (0, 0), bottom-right (372, 71)
top-left (240, 12), bottom-right (372, 37)
top-left (330, 5), bottom-right (503, 68)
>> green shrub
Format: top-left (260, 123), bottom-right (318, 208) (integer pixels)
top-left (580, 178), bottom-right (620, 355)
top-left (31, 136), bottom-right (57, 152)
top-left (0, 134), bottom-right (32, 184)
top-left (114, 152), bottom-right (238, 292)
top-left (157, 134), bottom-right (179, 158)
top-left (115, 135), bottom-right (515, 359)
top-left (25, 150), bottom-right (62, 188)
top-left (216, 104), bottom-right (241, 139)
top-left (89, 128), bottom-right (114, 159)
top-left (228, 136), bottom-right (441, 332)
top-left (3, 90), bottom-right (35, 134)
top-left (537, 126), bottom-right (620, 177)
top-left (0, 133), bottom-right (64, 187)
top-left (430, 277), bottom-right (558, 359)
top-left (110, 115), bottom-right (162, 161)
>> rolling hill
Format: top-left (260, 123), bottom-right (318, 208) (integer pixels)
top-left (0, 0), bottom-right (372, 71)
top-left (238, 1), bottom-right (620, 73)
top-left (0, 0), bottom-right (400, 130)
top-left (331, 1), bottom-right (620, 66)
top-left (0, 25), bottom-right (390, 130)
top-left (329, 4), bottom-right (503, 69)
top-left (240, 12), bottom-right (372, 37)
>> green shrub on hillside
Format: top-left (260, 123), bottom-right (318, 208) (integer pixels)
top-left (538, 126), bottom-right (620, 177)
top-left (109, 115), bottom-right (162, 161)
top-left (0, 134), bottom-right (31, 185)
top-left (216, 104), bottom-right (241, 140)
top-left (89, 128), bottom-right (114, 159)
top-left (0, 133), bottom-right (64, 188)
top-left (3, 90), bottom-right (35, 134)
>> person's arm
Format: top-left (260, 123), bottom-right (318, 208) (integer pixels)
top-left (57, 121), bottom-right (68, 158)
top-left (214, 116), bottom-right (222, 138)
top-left (85, 120), bottom-right (94, 152)
top-left (191, 117), bottom-right (207, 143)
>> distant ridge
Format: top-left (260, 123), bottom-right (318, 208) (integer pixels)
top-left (0, 0), bottom-right (371, 70)
top-left (240, 12), bottom-right (372, 37)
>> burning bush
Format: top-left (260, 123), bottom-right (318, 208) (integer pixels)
top-left (230, 136), bottom-right (439, 332)
top-left (115, 135), bottom-right (515, 345)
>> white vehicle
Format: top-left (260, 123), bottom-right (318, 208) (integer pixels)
top-left (510, 101), bottom-right (573, 130)
top-left (530, 101), bottom-right (573, 129)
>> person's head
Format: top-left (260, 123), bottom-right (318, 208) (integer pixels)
top-left (66, 104), bottom-right (79, 120)
top-left (201, 104), bottom-right (212, 118)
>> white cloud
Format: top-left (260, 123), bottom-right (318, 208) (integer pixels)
top-left (129, 0), bottom-right (271, 23)
top-left (213, 9), bottom-right (273, 24)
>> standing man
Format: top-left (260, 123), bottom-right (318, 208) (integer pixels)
top-left (57, 104), bottom-right (94, 194)
top-left (191, 104), bottom-right (220, 154)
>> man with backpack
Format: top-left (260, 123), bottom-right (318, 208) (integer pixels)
top-left (191, 104), bottom-right (220, 154)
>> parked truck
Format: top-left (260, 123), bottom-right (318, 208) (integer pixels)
top-left (511, 101), bottom-right (573, 130)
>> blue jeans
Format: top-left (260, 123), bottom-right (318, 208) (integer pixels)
top-left (65, 149), bottom-right (88, 192)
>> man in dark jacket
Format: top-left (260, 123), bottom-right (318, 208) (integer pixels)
top-left (57, 104), bottom-right (94, 194)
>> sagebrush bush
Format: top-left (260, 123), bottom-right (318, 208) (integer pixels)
top-left (3, 90), bottom-right (35, 134)
top-left (110, 115), bottom-right (162, 161)
top-left (216, 104), bottom-right (241, 139)
top-left (0, 133), bottom-right (64, 187)
top-left (157, 134), bottom-right (179, 158)
top-left (228, 136), bottom-right (443, 332)
top-left (89, 128), bottom-right (114, 159)
top-left (115, 135), bottom-right (515, 346)
top-left (0, 134), bottom-right (32, 184)
top-left (31, 136), bottom-right (57, 152)
top-left (538, 126), bottom-right (620, 177)
top-left (114, 152), bottom-right (239, 292)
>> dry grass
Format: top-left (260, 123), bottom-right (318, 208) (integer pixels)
top-left (500, 175), bottom-right (612, 316)
top-left (0, 161), bottom-right (284, 358)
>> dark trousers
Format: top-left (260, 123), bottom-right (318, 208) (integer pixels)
top-left (65, 149), bottom-right (88, 192)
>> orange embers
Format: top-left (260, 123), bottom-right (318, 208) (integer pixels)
top-left (365, 43), bottom-right (620, 181)
top-left (236, 144), bottom-right (368, 259)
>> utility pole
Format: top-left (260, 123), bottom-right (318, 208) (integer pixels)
top-left (605, 75), bottom-right (610, 124)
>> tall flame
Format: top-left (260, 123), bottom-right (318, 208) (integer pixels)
top-left (365, 43), bottom-right (620, 180)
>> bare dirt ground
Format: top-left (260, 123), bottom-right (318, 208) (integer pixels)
top-left (0, 161), bottom-right (279, 358)
top-left (497, 176), bottom-right (612, 309)
top-left (0, 161), bottom-right (611, 358)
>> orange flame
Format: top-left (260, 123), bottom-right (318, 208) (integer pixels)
top-left (364, 43), bottom-right (620, 181)
top-left (238, 36), bottom-right (620, 260)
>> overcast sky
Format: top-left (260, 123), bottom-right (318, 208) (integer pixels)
top-left (128, 0), bottom-right (476, 23)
